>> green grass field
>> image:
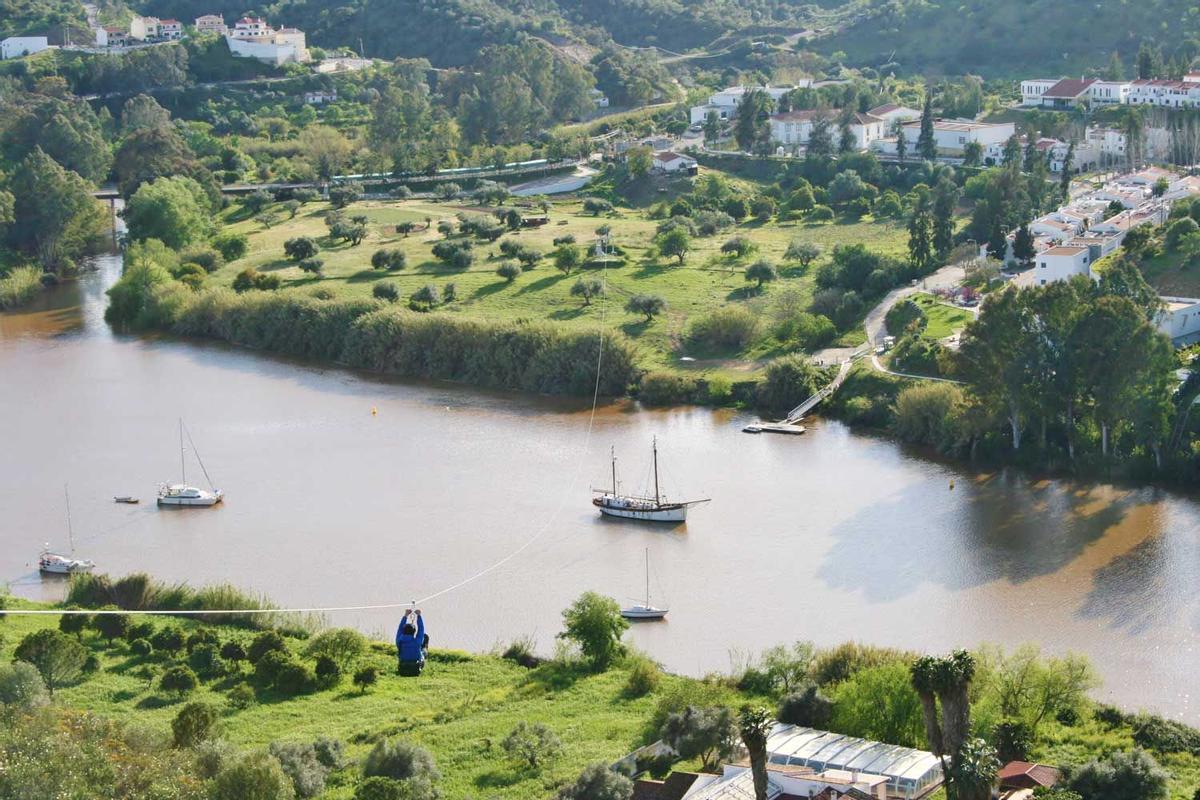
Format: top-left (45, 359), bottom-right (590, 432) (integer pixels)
top-left (911, 293), bottom-right (975, 339)
top-left (4, 598), bottom-right (1198, 800)
top-left (0, 600), bottom-right (699, 800)
top-left (211, 193), bottom-right (907, 380)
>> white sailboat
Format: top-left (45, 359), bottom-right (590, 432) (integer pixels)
top-left (158, 419), bottom-right (223, 507)
top-left (592, 438), bottom-right (708, 522)
top-left (39, 486), bottom-right (95, 575)
top-left (621, 548), bottom-right (668, 620)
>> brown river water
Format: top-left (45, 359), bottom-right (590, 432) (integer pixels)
top-left (1, 252), bottom-right (1197, 720)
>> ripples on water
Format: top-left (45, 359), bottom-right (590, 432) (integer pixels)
top-left (1, 252), bottom-right (1196, 720)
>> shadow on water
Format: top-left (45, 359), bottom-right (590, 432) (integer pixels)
top-left (816, 464), bottom-right (1150, 603)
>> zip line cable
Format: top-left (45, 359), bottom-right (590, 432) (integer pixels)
top-left (7, 262), bottom-right (613, 619)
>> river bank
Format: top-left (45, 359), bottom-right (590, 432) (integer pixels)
top-left (3, 255), bottom-right (1200, 723)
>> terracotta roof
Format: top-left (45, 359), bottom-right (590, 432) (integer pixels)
top-left (998, 761), bottom-right (1062, 789)
top-left (666, 772), bottom-right (703, 800)
top-left (1041, 245), bottom-right (1088, 256)
top-left (1043, 78), bottom-right (1096, 98)
top-left (654, 151), bottom-right (693, 163)
top-left (771, 109), bottom-right (829, 123)
top-left (869, 103), bottom-right (899, 115)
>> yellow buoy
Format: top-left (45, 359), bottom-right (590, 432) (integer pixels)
top-left (949, 480), bottom-right (955, 490)
top-left (371, 406), bottom-right (377, 416)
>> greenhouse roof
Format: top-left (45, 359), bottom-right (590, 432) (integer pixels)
top-left (766, 725), bottom-right (941, 782)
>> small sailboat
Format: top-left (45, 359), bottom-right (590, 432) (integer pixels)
top-left (158, 419), bottom-right (223, 507)
top-left (621, 548), bottom-right (667, 620)
top-left (39, 486), bottom-right (95, 575)
top-left (592, 438), bottom-right (708, 522)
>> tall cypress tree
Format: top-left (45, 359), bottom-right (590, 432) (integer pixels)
top-left (895, 123), bottom-right (908, 163)
top-left (917, 91), bottom-right (937, 160)
top-left (932, 178), bottom-right (959, 260)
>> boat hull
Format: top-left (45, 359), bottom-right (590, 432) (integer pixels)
top-left (158, 495), bottom-right (222, 507)
top-left (621, 606), bottom-right (668, 620)
top-left (595, 501), bottom-right (688, 522)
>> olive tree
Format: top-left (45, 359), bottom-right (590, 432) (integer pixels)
top-left (660, 706), bottom-right (736, 771)
top-left (556, 763), bottom-right (633, 800)
top-left (501, 721), bottom-right (564, 770)
top-left (304, 628), bottom-right (368, 672)
top-left (626, 294), bottom-right (666, 322)
top-left (571, 278), bottom-right (606, 306)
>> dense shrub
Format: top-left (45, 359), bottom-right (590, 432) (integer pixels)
top-left (227, 683), bottom-right (256, 710)
top-left (188, 643), bottom-right (227, 677)
top-left (557, 763), bottom-right (634, 800)
top-left (0, 267), bottom-right (43, 310)
top-left (314, 737), bottom-right (347, 770)
top-left (501, 636), bottom-right (540, 669)
top-left (778, 684), bottom-right (833, 728)
top-left (248, 631), bottom-right (288, 663)
top-left (129, 638), bottom-right (152, 657)
top-left (315, 656), bottom-right (341, 688)
top-left (890, 335), bottom-right (946, 378)
top-left (638, 372), bottom-right (701, 405)
top-left (756, 356), bottom-right (824, 414)
top-left (885, 299), bottom-right (926, 335)
top-left (1130, 713), bottom-right (1200, 755)
top-left (270, 740), bottom-right (329, 798)
top-left (363, 739), bottom-right (441, 783)
top-left (254, 650), bottom-right (296, 686)
top-left (0, 662), bottom-right (48, 711)
top-left (809, 642), bottom-right (915, 686)
top-left (150, 626), bottom-right (186, 654)
top-left (1069, 749), bottom-right (1169, 800)
top-left (212, 751), bottom-right (295, 800)
top-left (808, 204), bottom-right (834, 221)
top-left (624, 657), bottom-right (662, 697)
top-left (160, 665), bottom-right (199, 696)
top-left (373, 282), bottom-right (400, 302)
top-left (353, 665), bottom-right (380, 693)
top-left (274, 661), bottom-right (316, 696)
top-left (371, 249), bottom-right (407, 271)
top-left (685, 306), bottom-right (759, 352)
top-left (172, 701), bottom-right (219, 747)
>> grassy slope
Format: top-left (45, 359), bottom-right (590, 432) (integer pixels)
top-left (4, 601), bottom-right (1198, 799)
top-left (0, 601), bottom-right (688, 800)
top-left (1139, 250), bottom-right (1200, 298)
top-left (212, 189), bottom-right (906, 379)
top-left (911, 293), bottom-right (973, 339)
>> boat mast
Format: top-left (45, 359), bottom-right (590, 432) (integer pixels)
top-left (652, 437), bottom-right (660, 505)
top-left (179, 418), bottom-right (186, 485)
top-left (644, 547), bottom-right (650, 607)
top-left (64, 484), bottom-right (75, 554)
top-left (611, 446), bottom-right (617, 495)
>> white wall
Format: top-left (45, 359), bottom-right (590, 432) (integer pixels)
top-left (1035, 249), bottom-right (1091, 284)
top-left (1, 36), bottom-right (49, 59)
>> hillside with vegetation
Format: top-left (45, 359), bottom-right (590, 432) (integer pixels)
top-left (1, 577), bottom-right (1198, 800)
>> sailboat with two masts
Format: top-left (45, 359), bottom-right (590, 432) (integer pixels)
top-left (158, 419), bottom-right (223, 507)
top-left (39, 485), bottom-right (96, 575)
top-left (592, 438), bottom-right (708, 522)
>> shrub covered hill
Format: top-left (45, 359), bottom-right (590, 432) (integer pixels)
top-left (115, 0), bottom-right (1200, 75)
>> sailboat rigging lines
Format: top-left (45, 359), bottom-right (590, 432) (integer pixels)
top-left (158, 419), bottom-right (223, 507)
top-left (592, 438), bottom-right (709, 522)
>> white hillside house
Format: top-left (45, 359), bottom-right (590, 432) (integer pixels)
top-left (769, 110), bottom-right (886, 151)
top-left (1, 36), bottom-right (49, 59)
top-left (689, 83), bottom-right (809, 125)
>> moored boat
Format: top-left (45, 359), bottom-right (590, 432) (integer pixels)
top-left (39, 549), bottom-right (95, 575)
top-left (114, 496), bottom-right (140, 504)
top-left (621, 548), bottom-right (667, 620)
top-left (592, 439), bottom-right (708, 522)
top-left (159, 419), bottom-right (223, 508)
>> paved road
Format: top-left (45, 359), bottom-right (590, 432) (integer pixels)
top-left (862, 264), bottom-right (969, 383)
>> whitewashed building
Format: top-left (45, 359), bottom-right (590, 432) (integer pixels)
top-left (1158, 297), bottom-right (1200, 341)
top-left (1, 36), bottom-right (49, 59)
top-left (1021, 79), bottom-right (1058, 106)
top-left (868, 103), bottom-right (922, 125)
top-left (689, 83), bottom-right (809, 125)
top-left (769, 110), bottom-right (886, 151)
top-left (1035, 245), bottom-right (1092, 285)
top-left (194, 14), bottom-right (227, 34)
top-left (225, 17), bottom-right (308, 64)
top-left (652, 151), bottom-right (698, 174)
top-left (884, 119), bottom-right (1016, 156)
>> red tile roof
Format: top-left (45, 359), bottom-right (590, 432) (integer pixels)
top-left (998, 761), bottom-right (1062, 789)
top-left (869, 103), bottom-right (900, 115)
top-left (1043, 78), bottom-right (1096, 98)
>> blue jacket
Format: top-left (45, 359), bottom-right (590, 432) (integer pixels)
top-left (395, 614), bottom-right (425, 662)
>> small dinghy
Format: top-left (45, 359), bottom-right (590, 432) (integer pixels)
top-left (114, 496), bottom-right (140, 504)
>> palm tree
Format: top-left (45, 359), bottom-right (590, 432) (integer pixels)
top-left (933, 650), bottom-right (976, 758)
top-left (738, 706), bottom-right (773, 800)
top-left (946, 738), bottom-right (999, 800)
top-left (910, 656), bottom-right (944, 756)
